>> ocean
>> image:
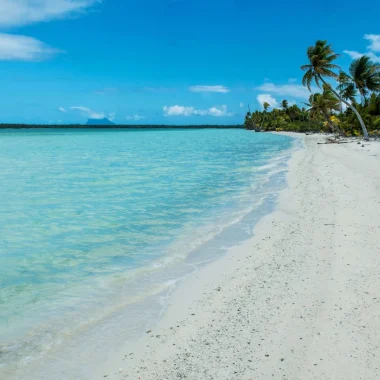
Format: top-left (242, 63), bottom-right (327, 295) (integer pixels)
top-left (0, 128), bottom-right (296, 378)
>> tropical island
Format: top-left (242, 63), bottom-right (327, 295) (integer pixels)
top-left (244, 40), bottom-right (380, 138)
top-left (2, 39), bottom-right (380, 380)
top-left (103, 41), bottom-right (380, 380)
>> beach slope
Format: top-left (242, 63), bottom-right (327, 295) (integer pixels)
top-left (108, 135), bottom-right (380, 380)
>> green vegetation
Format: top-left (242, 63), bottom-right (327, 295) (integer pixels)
top-left (244, 40), bottom-right (380, 137)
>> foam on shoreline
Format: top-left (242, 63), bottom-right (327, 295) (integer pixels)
top-left (101, 134), bottom-right (380, 380)
top-left (0, 130), bottom-right (298, 379)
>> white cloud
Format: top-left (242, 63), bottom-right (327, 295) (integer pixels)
top-left (344, 50), bottom-right (380, 64)
top-left (126, 114), bottom-right (146, 121)
top-left (256, 82), bottom-right (312, 99)
top-left (365, 52), bottom-right (379, 63)
top-left (0, 0), bottom-right (101, 27)
top-left (70, 106), bottom-right (114, 120)
top-left (206, 105), bottom-right (232, 117)
top-left (163, 105), bottom-right (233, 117)
top-left (58, 107), bottom-right (67, 113)
top-left (257, 94), bottom-right (278, 109)
top-left (189, 85), bottom-right (230, 93)
top-left (365, 34), bottom-right (380, 52)
top-left (344, 34), bottom-right (380, 63)
top-left (239, 102), bottom-right (244, 108)
top-left (343, 50), bottom-right (364, 59)
top-left (88, 112), bottom-right (105, 119)
top-left (0, 1), bottom-right (100, 61)
top-left (71, 106), bottom-right (92, 114)
top-left (0, 33), bottom-right (60, 61)
top-left (163, 105), bottom-right (195, 116)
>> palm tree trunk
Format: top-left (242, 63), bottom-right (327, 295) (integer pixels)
top-left (321, 110), bottom-right (343, 135)
top-left (318, 75), bottom-right (369, 139)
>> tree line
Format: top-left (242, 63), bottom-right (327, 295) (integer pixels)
top-left (244, 41), bottom-right (380, 138)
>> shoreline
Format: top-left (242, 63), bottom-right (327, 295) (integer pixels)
top-left (97, 133), bottom-right (306, 377)
top-left (1, 131), bottom-right (295, 380)
top-left (91, 133), bottom-right (304, 379)
top-left (102, 133), bottom-right (380, 379)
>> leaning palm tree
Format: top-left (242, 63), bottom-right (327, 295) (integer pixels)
top-left (345, 56), bottom-right (380, 102)
top-left (301, 40), bottom-right (369, 139)
top-left (305, 89), bottom-right (342, 134)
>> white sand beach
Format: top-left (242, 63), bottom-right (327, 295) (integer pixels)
top-left (101, 134), bottom-right (380, 380)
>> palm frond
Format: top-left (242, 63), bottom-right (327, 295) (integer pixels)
top-left (301, 40), bottom-right (340, 91)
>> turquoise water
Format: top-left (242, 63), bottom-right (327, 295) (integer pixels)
top-left (0, 128), bottom-right (294, 377)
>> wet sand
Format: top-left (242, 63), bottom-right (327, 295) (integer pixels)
top-left (102, 134), bottom-right (380, 380)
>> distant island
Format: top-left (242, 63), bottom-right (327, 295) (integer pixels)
top-left (0, 124), bottom-right (244, 129)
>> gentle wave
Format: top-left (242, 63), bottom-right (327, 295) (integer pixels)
top-left (0, 129), bottom-right (297, 378)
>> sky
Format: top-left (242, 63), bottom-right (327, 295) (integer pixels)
top-left (0, 0), bottom-right (379, 125)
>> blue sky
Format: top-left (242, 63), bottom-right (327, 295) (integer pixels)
top-left (0, 0), bottom-right (379, 125)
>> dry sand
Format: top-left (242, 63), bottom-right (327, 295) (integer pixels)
top-left (102, 134), bottom-right (380, 380)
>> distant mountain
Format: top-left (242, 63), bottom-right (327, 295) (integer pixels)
top-left (86, 118), bottom-right (115, 126)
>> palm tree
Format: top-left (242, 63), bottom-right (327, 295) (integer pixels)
top-left (252, 110), bottom-right (263, 130)
top-left (261, 102), bottom-right (271, 130)
top-left (367, 93), bottom-right (380, 116)
top-left (244, 111), bottom-right (253, 130)
top-left (288, 104), bottom-right (302, 122)
top-left (337, 72), bottom-right (357, 113)
top-left (338, 82), bottom-right (357, 103)
top-left (305, 89), bottom-right (342, 134)
top-left (280, 99), bottom-right (289, 111)
top-left (344, 56), bottom-right (380, 103)
top-left (301, 40), bottom-right (369, 139)
top-left (337, 72), bottom-right (357, 102)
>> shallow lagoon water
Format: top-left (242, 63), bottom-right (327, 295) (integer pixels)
top-left (0, 128), bottom-right (295, 377)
